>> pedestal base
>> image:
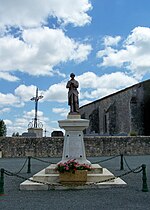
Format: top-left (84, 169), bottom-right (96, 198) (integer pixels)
top-left (28, 128), bottom-right (43, 138)
top-left (58, 115), bottom-right (91, 165)
top-left (20, 164), bottom-right (126, 190)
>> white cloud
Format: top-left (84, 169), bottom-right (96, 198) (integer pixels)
top-left (0, 107), bottom-right (10, 114)
top-left (52, 108), bottom-right (69, 117)
top-left (15, 118), bottom-right (29, 127)
top-left (0, 83), bottom-right (66, 111)
top-left (3, 108), bottom-right (49, 136)
top-left (0, 0), bottom-right (92, 28)
top-left (15, 85), bottom-right (42, 102)
top-left (70, 43), bottom-right (92, 63)
top-left (1, 70), bottom-right (139, 136)
top-left (103, 35), bottom-right (121, 46)
top-left (49, 0), bottom-right (92, 27)
top-left (0, 71), bottom-right (138, 111)
top-left (0, 92), bottom-right (23, 107)
top-left (82, 88), bottom-right (117, 99)
top-left (79, 99), bottom-right (93, 107)
top-left (0, 27), bottom-right (92, 79)
top-left (0, 72), bottom-right (19, 82)
top-left (5, 117), bottom-right (29, 136)
top-left (78, 71), bottom-right (138, 100)
top-left (44, 82), bottom-right (67, 102)
top-left (0, 0), bottom-right (92, 81)
top-left (78, 71), bottom-right (137, 89)
top-left (0, 85), bottom-right (43, 109)
top-left (97, 26), bottom-right (150, 79)
top-left (14, 71), bottom-right (134, 108)
top-left (4, 119), bottom-right (12, 126)
top-left (23, 109), bottom-right (47, 120)
top-left (23, 110), bottom-right (49, 126)
top-left (4, 109), bottom-right (51, 136)
top-left (15, 83), bottom-right (67, 104)
top-left (97, 47), bottom-right (118, 58)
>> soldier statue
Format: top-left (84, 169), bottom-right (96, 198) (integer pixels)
top-left (66, 73), bottom-right (79, 114)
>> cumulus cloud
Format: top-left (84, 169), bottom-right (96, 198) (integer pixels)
top-left (15, 85), bottom-right (43, 102)
top-left (0, 72), bottom-right (19, 82)
top-left (78, 71), bottom-right (138, 100)
top-left (0, 92), bottom-right (23, 107)
top-left (4, 116), bottom-right (30, 136)
top-left (0, 85), bottom-right (43, 110)
top-left (0, 0), bottom-right (92, 29)
top-left (14, 83), bottom-right (67, 104)
top-left (70, 43), bottom-right (92, 63)
top-left (0, 70), bottom-right (138, 110)
top-left (0, 27), bottom-right (92, 80)
top-left (103, 35), bottom-right (121, 46)
top-left (52, 108), bottom-right (69, 117)
top-left (0, 83), bottom-right (66, 111)
top-left (1, 70), bottom-right (139, 135)
top-left (97, 26), bottom-right (150, 79)
top-left (0, 0), bottom-right (92, 81)
top-left (78, 71), bottom-right (137, 89)
top-left (23, 109), bottom-right (49, 122)
top-left (5, 109), bottom-right (50, 136)
top-left (44, 82), bottom-right (67, 102)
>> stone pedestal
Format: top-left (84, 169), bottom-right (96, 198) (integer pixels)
top-left (58, 114), bottom-right (91, 165)
top-left (28, 128), bottom-right (43, 137)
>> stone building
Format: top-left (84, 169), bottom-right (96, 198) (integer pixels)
top-left (79, 79), bottom-right (150, 136)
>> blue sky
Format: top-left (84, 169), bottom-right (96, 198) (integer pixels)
top-left (1, 0), bottom-right (150, 136)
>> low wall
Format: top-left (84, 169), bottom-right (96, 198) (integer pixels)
top-left (0, 136), bottom-right (150, 158)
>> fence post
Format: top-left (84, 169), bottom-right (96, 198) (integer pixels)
top-left (27, 156), bottom-right (31, 173)
top-left (120, 154), bottom-right (124, 170)
top-left (142, 164), bottom-right (148, 192)
top-left (0, 168), bottom-right (4, 195)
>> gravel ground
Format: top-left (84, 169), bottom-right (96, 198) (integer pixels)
top-left (0, 155), bottom-right (150, 210)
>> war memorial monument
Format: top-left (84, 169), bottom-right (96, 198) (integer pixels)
top-left (20, 73), bottom-right (126, 190)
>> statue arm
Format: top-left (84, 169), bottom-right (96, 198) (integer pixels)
top-left (73, 80), bottom-right (79, 88)
top-left (66, 81), bottom-right (71, 88)
top-left (66, 80), bottom-right (79, 89)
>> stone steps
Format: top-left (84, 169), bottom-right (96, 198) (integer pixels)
top-left (20, 164), bottom-right (126, 190)
top-left (32, 168), bottom-right (113, 183)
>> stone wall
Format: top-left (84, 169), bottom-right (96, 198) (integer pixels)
top-left (0, 136), bottom-right (150, 157)
top-left (79, 82), bottom-right (145, 136)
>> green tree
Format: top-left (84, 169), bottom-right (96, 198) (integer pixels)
top-left (0, 120), bottom-right (7, 136)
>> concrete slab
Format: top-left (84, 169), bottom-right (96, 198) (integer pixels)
top-left (20, 179), bottom-right (49, 191)
top-left (20, 177), bottom-right (126, 191)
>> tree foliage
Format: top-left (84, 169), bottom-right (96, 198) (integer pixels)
top-left (0, 120), bottom-right (7, 136)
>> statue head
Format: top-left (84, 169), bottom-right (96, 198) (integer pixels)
top-left (70, 73), bottom-right (75, 78)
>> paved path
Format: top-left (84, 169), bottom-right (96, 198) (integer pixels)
top-left (0, 155), bottom-right (150, 210)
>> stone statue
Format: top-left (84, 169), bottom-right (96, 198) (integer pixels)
top-left (66, 73), bottom-right (79, 114)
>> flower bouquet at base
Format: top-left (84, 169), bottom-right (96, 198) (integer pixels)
top-left (55, 159), bottom-right (92, 185)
